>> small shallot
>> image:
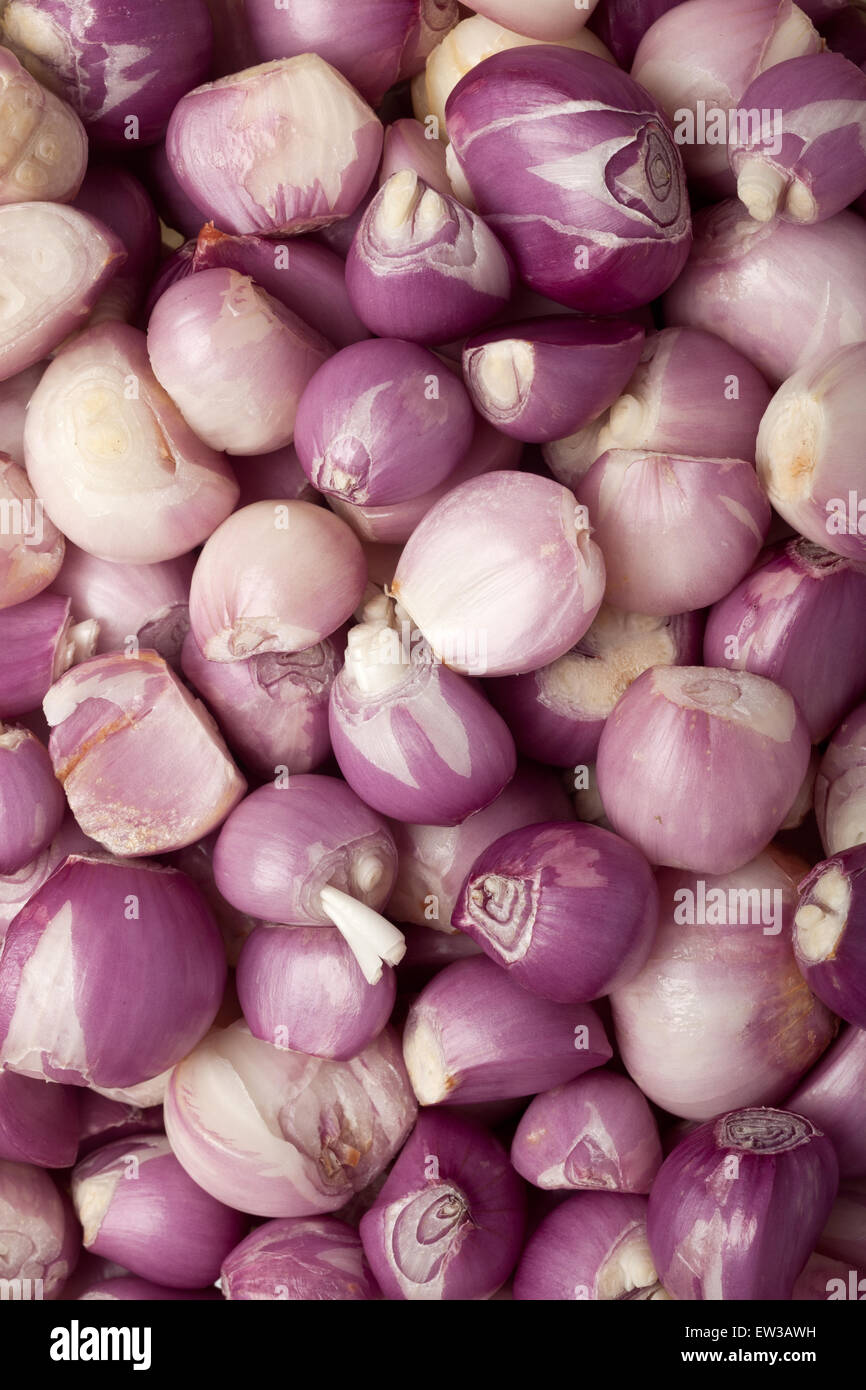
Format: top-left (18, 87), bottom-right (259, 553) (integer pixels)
top-left (402, 955), bottom-right (612, 1105)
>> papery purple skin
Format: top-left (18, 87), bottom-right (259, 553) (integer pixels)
top-left (792, 1251), bottom-right (866, 1301)
top-left (236, 925), bottom-right (396, 1060)
top-left (388, 761), bottom-right (574, 931)
top-left (513, 1190), bottom-right (659, 1300)
top-left (346, 172), bottom-right (514, 345)
top-left (212, 775), bottom-right (397, 925)
top-left (647, 1107), bottom-right (839, 1300)
top-left (245, 0), bottom-right (457, 106)
top-left (786, 1026), bottom-right (866, 1178)
top-left (191, 225), bottom-right (369, 348)
top-left (379, 119), bottom-right (454, 197)
top-left (817, 1177), bottom-right (866, 1266)
top-left (79, 1276), bottom-right (222, 1301)
top-left (0, 1159), bottom-right (80, 1298)
top-left (663, 200), bottom-right (866, 384)
top-left (327, 412), bottom-right (521, 545)
top-left (704, 539), bottom-right (866, 742)
top-left (222, 1215), bottom-right (382, 1300)
top-left (0, 854), bottom-right (227, 1090)
top-left (164, 1022), bottom-right (417, 1218)
top-left (402, 955), bottom-right (612, 1105)
top-left (0, 362), bottom-right (44, 463)
top-left (0, 592), bottom-right (95, 719)
top-left (0, 47), bottom-right (87, 205)
top-left (544, 326), bottom-right (772, 490)
top-left (360, 1111), bottom-right (525, 1301)
top-left (794, 846), bottom-right (866, 1030)
top-left (181, 630), bottom-right (340, 778)
top-left (166, 55), bottom-right (383, 237)
top-left (487, 607), bottom-right (703, 767)
top-left (54, 545), bottom-right (195, 671)
top-left (611, 848), bottom-right (836, 1120)
top-left (24, 322), bottom-right (239, 565)
top-left (233, 444), bottom-right (318, 510)
top-left (147, 267), bottom-right (332, 457)
top-left (589, 0), bottom-right (685, 68)
top-left (393, 471), bottom-right (606, 678)
top-left (0, 0), bottom-right (213, 147)
top-left (729, 53), bottom-right (866, 224)
top-left (328, 627), bottom-right (517, 826)
top-left (453, 821), bottom-right (658, 1002)
top-left (815, 701), bottom-right (866, 855)
top-left (0, 724), bottom-right (65, 874)
top-left (0, 813), bottom-right (97, 943)
top-left (445, 47), bottom-right (691, 315)
top-left (511, 1072), bottom-right (663, 1194)
top-left (76, 1093), bottom-right (164, 1160)
top-left (72, 165), bottom-right (160, 319)
top-left (0, 1070), bottom-right (79, 1168)
top-left (44, 651), bottom-right (246, 857)
top-left (632, 0), bottom-right (821, 197)
top-left (295, 338), bottom-right (474, 506)
top-left (578, 449), bottom-right (770, 616)
top-left (596, 666), bottom-right (811, 873)
top-left (462, 317), bottom-right (645, 443)
top-left (0, 203), bottom-right (125, 383)
top-left (72, 1134), bottom-right (247, 1289)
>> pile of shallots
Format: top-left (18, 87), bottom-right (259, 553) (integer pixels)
top-left (0, 0), bottom-right (865, 1305)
